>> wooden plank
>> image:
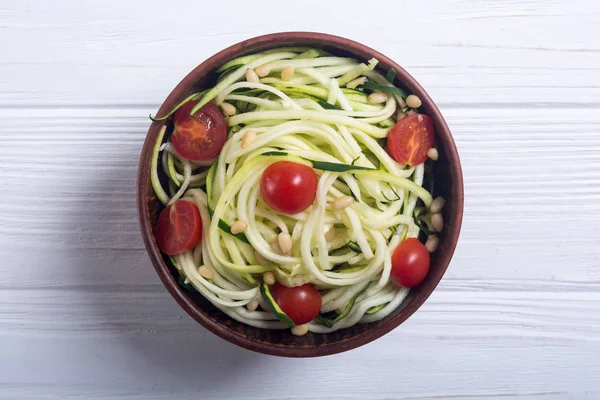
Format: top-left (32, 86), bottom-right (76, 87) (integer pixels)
top-left (0, 290), bottom-right (598, 398)
top-left (0, 1), bottom-right (598, 106)
top-left (0, 108), bottom-right (598, 287)
top-left (1, 289), bottom-right (599, 339)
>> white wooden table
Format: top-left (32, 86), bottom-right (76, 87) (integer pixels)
top-left (1, 1), bottom-right (599, 398)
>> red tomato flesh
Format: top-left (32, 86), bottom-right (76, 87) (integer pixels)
top-left (171, 100), bottom-right (227, 162)
top-left (390, 238), bottom-right (430, 287)
top-left (260, 161), bottom-right (318, 214)
top-left (271, 282), bottom-right (322, 325)
top-left (387, 114), bottom-right (435, 166)
top-left (155, 200), bottom-right (202, 255)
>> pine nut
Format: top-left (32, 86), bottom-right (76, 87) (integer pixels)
top-left (368, 91), bottom-right (388, 104)
top-left (325, 227), bottom-right (337, 242)
top-left (271, 238), bottom-right (283, 255)
top-left (291, 324), bottom-right (309, 336)
top-left (221, 102), bottom-right (236, 116)
top-left (242, 129), bottom-right (256, 149)
top-left (246, 68), bottom-right (259, 83)
top-left (346, 76), bottom-right (366, 89)
top-left (417, 114), bottom-right (424, 122)
top-left (425, 235), bottom-right (439, 252)
top-left (430, 213), bottom-right (444, 232)
top-left (263, 271), bottom-right (276, 285)
top-left (430, 197), bottom-right (446, 214)
top-left (333, 196), bottom-right (354, 210)
top-left (406, 94), bottom-right (422, 108)
top-left (198, 265), bottom-right (214, 280)
top-left (255, 64), bottom-right (272, 78)
top-left (246, 300), bottom-right (259, 312)
top-left (277, 232), bottom-right (293, 255)
top-left (281, 66), bottom-right (295, 81)
top-left (254, 250), bottom-right (269, 265)
top-left (230, 220), bottom-right (247, 234)
top-left (427, 148), bottom-right (439, 161)
top-left (396, 111), bottom-right (406, 121)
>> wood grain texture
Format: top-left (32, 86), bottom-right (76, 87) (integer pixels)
top-left (0, 0), bottom-right (599, 107)
top-left (0, 0), bottom-right (599, 397)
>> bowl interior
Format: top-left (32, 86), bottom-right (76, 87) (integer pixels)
top-left (137, 32), bottom-right (463, 357)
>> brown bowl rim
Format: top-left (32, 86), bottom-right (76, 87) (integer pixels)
top-left (137, 31), bottom-right (464, 357)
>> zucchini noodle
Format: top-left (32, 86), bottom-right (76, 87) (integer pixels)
top-left (150, 47), bottom-right (442, 334)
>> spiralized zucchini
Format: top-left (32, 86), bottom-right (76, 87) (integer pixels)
top-left (151, 47), bottom-right (441, 333)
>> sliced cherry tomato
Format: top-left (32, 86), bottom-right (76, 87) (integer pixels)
top-left (390, 238), bottom-right (430, 287)
top-left (260, 161), bottom-right (318, 214)
top-left (155, 200), bottom-right (202, 255)
top-left (271, 282), bottom-right (322, 325)
top-left (171, 100), bottom-right (227, 162)
top-left (387, 114), bottom-right (435, 166)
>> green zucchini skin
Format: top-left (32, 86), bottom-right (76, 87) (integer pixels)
top-left (260, 282), bottom-right (295, 328)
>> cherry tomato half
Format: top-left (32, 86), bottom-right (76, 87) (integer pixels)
top-left (271, 282), bottom-right (322, 325)
top-left (387, 114), bottom-right (435, 166)
top-left (171, 100), bottom-right (227, 162)
top-left (390, 238), bottom-right (430, 287)
top-left (155, 200), bottom-right (202, 255)
top-left (260, 161), bottom-right (318, 214)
